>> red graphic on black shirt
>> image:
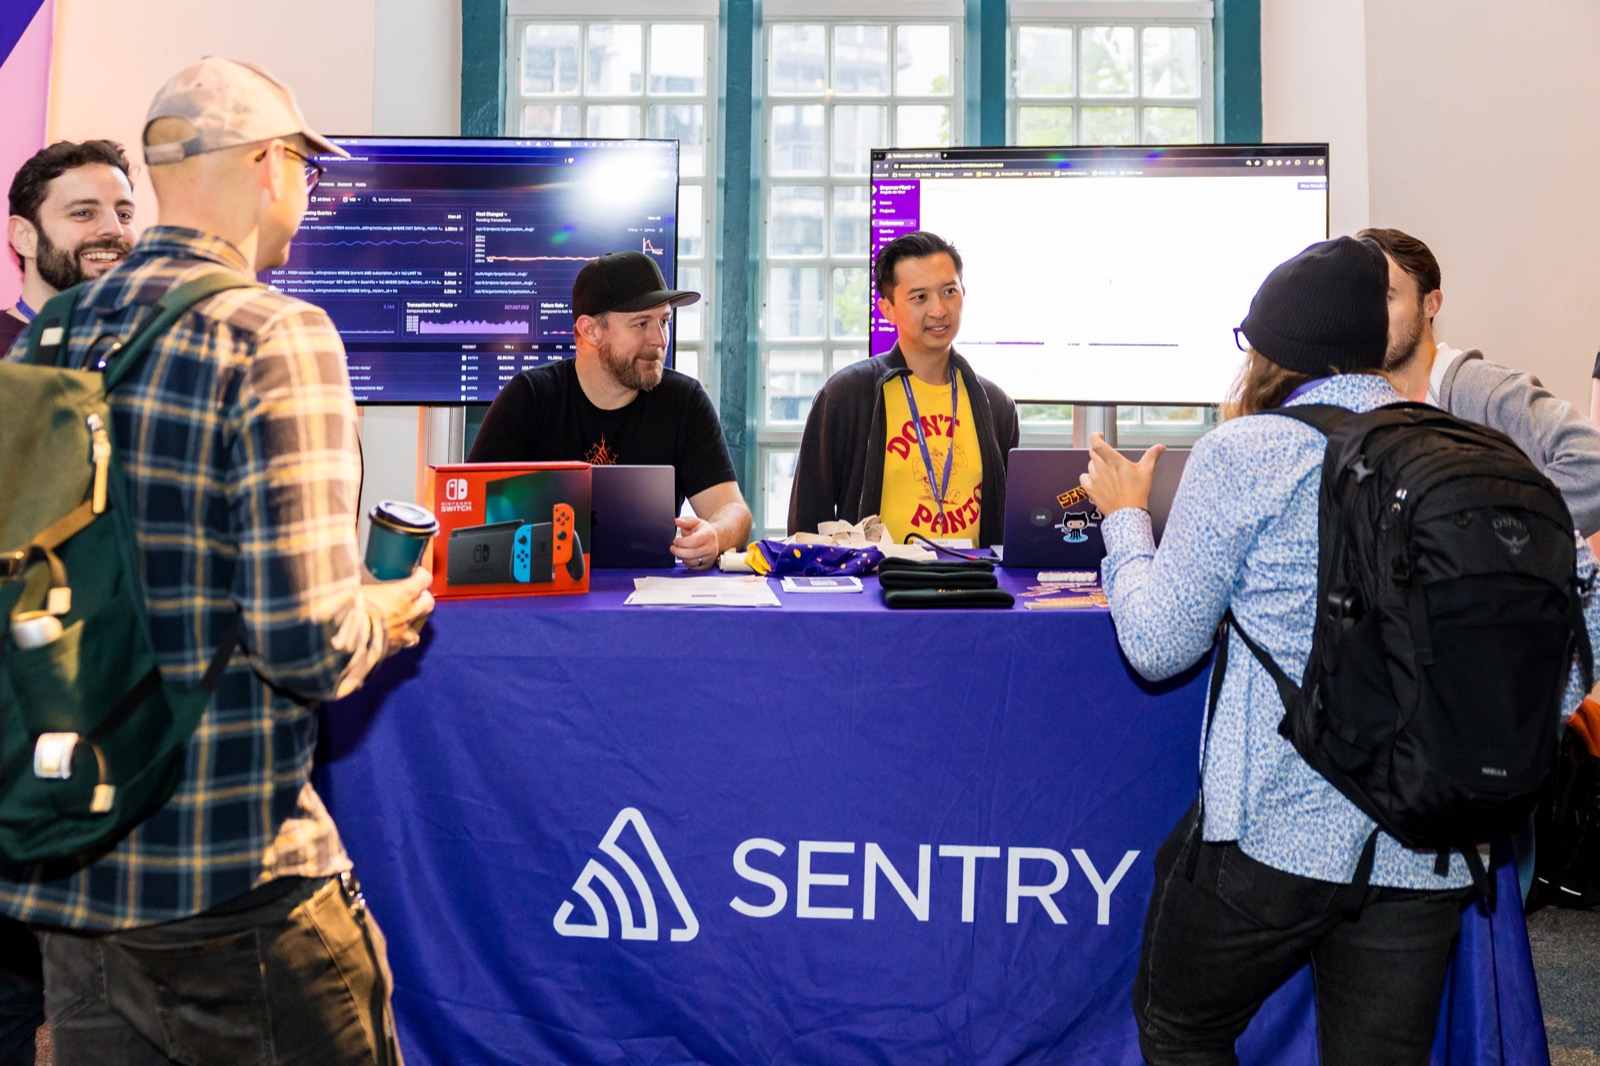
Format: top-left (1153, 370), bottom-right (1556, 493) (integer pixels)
top-left (585, 437), bottom-right (619, 465)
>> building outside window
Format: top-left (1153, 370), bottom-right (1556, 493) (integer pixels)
top-left (1008, 1), bottom-right (1216, 445)
top-left (507, 2), bottom-right (1219, 535)
top-left (755, 3), bottom-right (965, 533)
top-left (508, 4), bottom-right (718, 388)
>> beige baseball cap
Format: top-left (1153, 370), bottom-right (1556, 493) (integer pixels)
top-left (143, 57), bottom-right (349, 165)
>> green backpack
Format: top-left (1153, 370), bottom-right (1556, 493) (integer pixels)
top-left (0, 272), bottom-right (256, 862)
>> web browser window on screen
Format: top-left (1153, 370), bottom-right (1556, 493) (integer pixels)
top-left (870, 145), bottom-right (1330, 406)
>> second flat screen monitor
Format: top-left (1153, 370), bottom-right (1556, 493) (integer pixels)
top-left (270, 136), bottom-right (681, 406)
top-left (870, 144), bottom-right (1330, 406)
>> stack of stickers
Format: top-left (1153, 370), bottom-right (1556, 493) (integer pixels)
top-left (1019, 570), bottom-right (1109, 611)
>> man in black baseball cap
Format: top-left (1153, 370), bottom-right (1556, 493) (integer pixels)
top-left (572, 250), bottom-right (700, 318)
top-left (470, 251), bottom-right (751, 569)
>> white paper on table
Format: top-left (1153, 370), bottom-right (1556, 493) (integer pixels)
top-left (624, 575), bottom-right (782, 607)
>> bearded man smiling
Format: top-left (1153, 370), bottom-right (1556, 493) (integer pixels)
top-left (3, 139), bottom-right (137, 355)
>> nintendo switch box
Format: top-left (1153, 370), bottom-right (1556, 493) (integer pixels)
top-left (423, 463), bottom-right (591, 599)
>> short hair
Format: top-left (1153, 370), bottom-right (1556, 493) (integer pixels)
top-left (873, 230), bottom-right (963, 300)
top-left (8, 140), bottom-right (132, 227)
top-left (1357, 227), bottom-right (1441, 298)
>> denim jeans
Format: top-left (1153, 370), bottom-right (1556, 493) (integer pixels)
top-left (37, 874), bottom-right (402, 1066)
top-left (1134, 806), bottom-right (1467, 1066)
top-left (0, 917), bottom-right (41, 1066)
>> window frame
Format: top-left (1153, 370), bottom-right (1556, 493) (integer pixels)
top-left (1007, 0), bottom-right (1217, 447)
top-left (494, 0), bottom-right (1237, 534)
top-left (505, 2), bottom-right (720, 393)
top-left (753, 8), bottom-right (967, 534)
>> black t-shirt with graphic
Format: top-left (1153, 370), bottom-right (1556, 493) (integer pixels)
top-left (468, 358), bottom-right (736, 511)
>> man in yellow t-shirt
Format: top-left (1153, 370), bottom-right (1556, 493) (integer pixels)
top-left (788, 230), bottom-right (1019, 547)
top-left (879, 367), bottom-right (984, 543)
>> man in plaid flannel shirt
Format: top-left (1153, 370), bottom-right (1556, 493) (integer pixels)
top-left (0, 58), bottom-right (434, 1065)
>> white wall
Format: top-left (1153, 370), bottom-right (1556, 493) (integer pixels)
top-left (364, 0), bottom-right (462, 522)
top-left (1263, 0), bottom-right (1600, 410)
top-left (374, 0), bottom-right (460, 137)
top-left (48, 0), bottom-right (379, 220)
top-left (1363, 0), bottom-right (1600, 410)
top-left (47, 0), bottom-right (461, 532)
top-left (1259, 0), bottom-right (1369, 239)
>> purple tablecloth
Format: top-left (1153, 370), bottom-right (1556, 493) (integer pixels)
top-left (315, 568), bottom-right (1547, 1065)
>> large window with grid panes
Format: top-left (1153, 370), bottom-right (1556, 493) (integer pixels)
top-left (1006, 0), bottom-right (1217, 448)
top-left (506, 2), bottom-right (1217, 536)
top-left (755, 3), bottom-right (965, 534)
top-left (507, 2), bottom-right (717, 389)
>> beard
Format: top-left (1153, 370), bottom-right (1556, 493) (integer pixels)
top-left (1382, 299), bottom-right (1427, 373)
top-left (34, 228), bottom-right (129, 291)
top-left (598, 339), bottom-right (665, 392)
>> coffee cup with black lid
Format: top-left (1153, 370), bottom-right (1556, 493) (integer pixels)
top-left (365, 501), bottom-right (439, 580)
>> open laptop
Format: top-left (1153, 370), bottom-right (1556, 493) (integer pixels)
top-left (589, 464), bottom-right (678, 569)
top-left (1001, 448), bottom-right (1190, 571)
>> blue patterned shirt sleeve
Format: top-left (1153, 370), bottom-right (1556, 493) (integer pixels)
top-left (1099, 424), bottom-right (1300, 681)
top-left (1564, 536), bottom-right (1600, 716)
top-left (1100, 375), bottom-right (1500, 889)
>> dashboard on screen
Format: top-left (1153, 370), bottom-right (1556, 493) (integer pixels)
top-left (269, 136), bottom-right (680, 405)
top-left (870, 144), bottom-right (1330, 406)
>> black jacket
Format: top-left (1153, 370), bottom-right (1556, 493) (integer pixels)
top-left (786, 346), bottom-right (1019, 547)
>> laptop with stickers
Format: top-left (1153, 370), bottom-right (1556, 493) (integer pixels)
top-left (1000, 448), bottom-right (1190, 571)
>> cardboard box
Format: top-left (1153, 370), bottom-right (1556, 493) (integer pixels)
top-left (424, 463), bottom-right (591, 599)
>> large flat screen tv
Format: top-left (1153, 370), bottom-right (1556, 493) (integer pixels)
top-left (270, 136), bottom-right (681, 405)
top-left (870, 143), bottom-right (1329, 406)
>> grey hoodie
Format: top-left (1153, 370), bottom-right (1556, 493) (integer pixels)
top-left (1431, 343), bottom-right (1600, 537)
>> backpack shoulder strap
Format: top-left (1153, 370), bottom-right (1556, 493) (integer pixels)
top-left (1186, 618), bottom-right (1235, 881)
top-left (23, 283), bottom-right (89, 367)
top-left (25, 271), bottom-right (260, 383)
top-left (1258, 402), bottom-right (1351, 438)
top-left (1187, 610), bottom-right (1306, 880)
top-left (100, 271), bottom-right (262, 392)
top-left (1221, 609), bottom-right (1303, 715)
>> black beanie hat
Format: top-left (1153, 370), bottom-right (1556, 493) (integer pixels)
top-left (1240, 236), bottom-right (1389, 376)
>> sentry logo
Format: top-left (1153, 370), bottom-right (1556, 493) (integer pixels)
top-left (553, 807), bottom-right (700, 942)
top-left (555, 808), bottom-right (1143, 943)
top-left (445, 478), bottom-right (469, 501)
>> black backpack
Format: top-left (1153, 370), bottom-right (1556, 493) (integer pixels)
top-left (1214, 402), bottom-right (1593, 895)
top-left (1530, 724), bottom-right (1600, 910)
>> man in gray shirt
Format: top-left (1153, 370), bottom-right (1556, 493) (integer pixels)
top-left (1361, 226), bottom-right (1600, 537)
top-left (1361, 226), bottom-right (1600, 904)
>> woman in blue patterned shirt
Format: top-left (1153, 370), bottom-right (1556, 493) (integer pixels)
top-left (1081, 237), bottom-right (1522, 1065)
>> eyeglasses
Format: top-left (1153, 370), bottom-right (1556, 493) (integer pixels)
top-left (283, 146), bottom-right (325, 191)
top-left (255, 144), bottom-right (324, 191)
top-left (1233, 326), bottom-right (1250, 352)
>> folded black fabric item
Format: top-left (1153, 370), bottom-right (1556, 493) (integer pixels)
top-left (880, 587), bottom-right (1016, 609)
top-left (878, 569), bottom-right (999, 591)
top-left (877, 556), bottom-right (995, 575)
